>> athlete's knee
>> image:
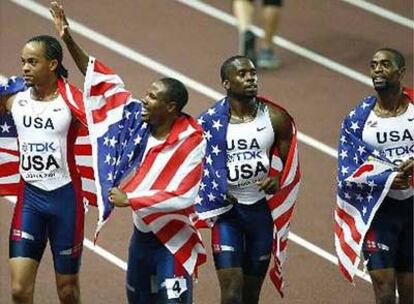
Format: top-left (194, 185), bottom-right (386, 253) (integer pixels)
top-left (56, 278), bottom-right (80, 304)
top-left (217, 268), bottom-right (243, 304)
top-left (11, 282), bottom-right (34, 303)
top-left (397, 273), bottom-right (414, 304)
top-left (371, 278), bottom-right (396, 304)
top-left (221, 288), bottom-right (242, 304)
top-left (220, 279), bottom-right (242, 304)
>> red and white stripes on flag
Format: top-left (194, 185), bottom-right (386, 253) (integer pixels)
top-left (123, 117), bottom-right (207, 275)
top-left (267, 119), bottom-right (301, 297)
top-left (83, 57), bottom-right (207, 275)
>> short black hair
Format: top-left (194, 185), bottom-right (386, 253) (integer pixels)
top-left (375, 48), bottom-right (405, 69)
top-left (159, 78), bottom-right (188, 112)
top-left (26, 35), bottom-right (68, 78)
top-left (220, 55), bottom-right (250, 82)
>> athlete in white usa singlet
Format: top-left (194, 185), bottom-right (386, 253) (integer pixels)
top-left (1, 33), bottom-right (84, 304)
top-left (227, 104), bottom-right (274, 204)
top-left (362, 103), bottom-right (414, 200)
top-left (11, 88), bottom-right (72, 191)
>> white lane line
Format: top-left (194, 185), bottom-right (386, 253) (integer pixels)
top-left (175, 0), bottom-right (372, 87)
top-left (83, 239), bottom-right (127, 271)
top-left (341, 0), bottom-right (414, 29)
top-left (289, 233), bottom-right (371, 282)
top-left (9, 0), bottom-right (338, 159)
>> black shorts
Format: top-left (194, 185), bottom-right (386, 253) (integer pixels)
top-left (362, 196), bottom-right (413, 272)
top-left (247, 0), bottom-right (283, 7)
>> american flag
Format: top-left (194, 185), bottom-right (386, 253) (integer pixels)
top-left (0, 77), bottom-right (96, 205)
top-left (335, 89), bottom-right (413, 283)
top-left (83, 57), bottom-right (206, 275)
top-left (196, 97), bottom-right (300, 297)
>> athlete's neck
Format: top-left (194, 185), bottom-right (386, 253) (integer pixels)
top-left (229, 97), bottom-right (257, 120)
top-left (375, 86), bottom-right (409, 117)
top-left (150, 115), bottom-right (177, 140)
top-left (31, 79), bottom-right (59, 101)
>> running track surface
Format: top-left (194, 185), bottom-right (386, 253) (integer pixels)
top-left (0, 1), bottom-right (412, 303)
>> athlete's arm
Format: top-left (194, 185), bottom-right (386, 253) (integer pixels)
top-left (257, 106), bottom-right (293, 194)
top-left (50, 2), bottom-right (89, 75)
top-left (0, 94), bottom-right (16, 112)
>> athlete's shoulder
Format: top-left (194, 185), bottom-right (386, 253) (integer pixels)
top-left (403, 87), bottom-right (414, 101)
top-left (258, 97), bottom-right (292, 129)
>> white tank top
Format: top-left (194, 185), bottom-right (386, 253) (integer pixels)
top-left (362, 103), bottom-right (414, 200)
top-left (132, 134), bottom-right (165, 232)
top-left (11, 88), bottom-right (73, 191)
top-left (226, 104), bottom-right (274, 205)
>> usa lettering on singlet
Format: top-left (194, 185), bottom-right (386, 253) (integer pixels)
top-left (226, 104), bottom-right (274, 205)
top-left (11, 88), bottom-right (72, 191)
top-left (362, 103), bottom-right (414, 200)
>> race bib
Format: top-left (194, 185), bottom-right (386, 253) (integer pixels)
top-left (19, 140), bottom-right (63, 181)
top-left (165, 277), bottom-right (188, 300)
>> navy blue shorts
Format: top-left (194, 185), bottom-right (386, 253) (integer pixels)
top-left (126, 227), bottom-right (192, 304)
top-left (9, 182), bottom-right (84, 274)
top-left (363, 196), bottom-right (413, 272)
top-left (212, 199), bottom-right (273, 277)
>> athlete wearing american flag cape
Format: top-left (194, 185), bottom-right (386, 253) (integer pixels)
top-left (196, 55), bottom-right (300, 301)
top-left (0, 35), bottom-right (95, 304)
top-left (335, 48), bottom-right (413, 303)
top-left (51, 3), bottom-right (206, 303)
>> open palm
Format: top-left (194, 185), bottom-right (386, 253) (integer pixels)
top-left (49, 1), bottom-right (69, 39)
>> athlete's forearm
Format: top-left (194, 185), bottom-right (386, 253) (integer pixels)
top-left (62, 32), bottom-right (89, 76)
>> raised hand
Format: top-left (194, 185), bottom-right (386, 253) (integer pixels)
top-left (49, 1), bottom-right (70, 39)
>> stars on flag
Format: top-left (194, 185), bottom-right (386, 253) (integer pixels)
top-left (212, 119), bottom-right (223, 131)
top-left (0, 121), bottom-right (11, 133)
top-left (350, 121), bottom-right (359, 132)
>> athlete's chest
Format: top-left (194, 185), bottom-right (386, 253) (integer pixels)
top-left (362, 104), bottom-right (414, 147)
top-left (362, 104), bottom-right (414, 164)
top-left (226, 108), bottom-right (274, 153)
top-left (12, 91), bottom-right (72, 136)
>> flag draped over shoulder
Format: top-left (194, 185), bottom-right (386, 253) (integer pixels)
top-left (0, 77), bottom-right (96, 206)
top-left (83, 57), bottom-right (207, 275)
top-left (196, 97), bottom-right (300, 297)
top-left (335, 88), bottom-right (413, 283)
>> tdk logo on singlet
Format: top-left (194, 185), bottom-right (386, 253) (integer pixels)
top-left (227, 138), bottom-right (267, 182)
top-left (21, 142), bottom-right (60, 171)
top-left (23, 116), bottom-right (55, 130)
top-left (22, 142), bottom-right (57, 153)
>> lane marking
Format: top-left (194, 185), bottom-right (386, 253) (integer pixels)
top-left (341, 0), bottom-right (414, 29)
top-left (175, 0), bottom-right (372, 87)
